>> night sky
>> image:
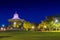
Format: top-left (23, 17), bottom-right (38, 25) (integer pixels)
top-left (0, 0), bottom-right (60, 26)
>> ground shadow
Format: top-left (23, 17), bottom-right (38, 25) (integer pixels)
top-left (0, 36), bottom-right (12, 39)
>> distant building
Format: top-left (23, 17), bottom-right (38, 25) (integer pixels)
top-left (8, 11), bottom-right (24, 30)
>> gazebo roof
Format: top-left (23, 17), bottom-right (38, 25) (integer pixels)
top-left (8, 11), bottom-right (24, 22)
top-left (12, 12), bottom-right (20, 19)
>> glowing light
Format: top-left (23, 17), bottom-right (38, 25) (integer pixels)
top-left (14, 22), bottom-right (16, 24)
top-left (10, 27), bottom-right (13, 30)
top-left (44, 26), bottom-right (47, 28)
top-left (2, 24), bottom-right (5, 27)
top-left (32, 26), bottom-right (34, 29)
top-left (1, 27), bottom-right (3, 31)
top-left (55, 19), bottom-right (58, 23)
top-left (4, 28), bottom-right (6, 31)
top-left (12, 12), bottom-right (20, 19)
top-left (13, 22), bottom-right (16, 27)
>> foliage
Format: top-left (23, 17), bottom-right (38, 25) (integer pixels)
top-left (23, 21), bottom-right (32, 31)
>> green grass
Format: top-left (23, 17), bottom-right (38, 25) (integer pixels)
top-left (0, 31), bottom-right (60, 40)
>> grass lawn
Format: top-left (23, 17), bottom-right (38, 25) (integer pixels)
top-left (0, 31), bottom-right (60, 40)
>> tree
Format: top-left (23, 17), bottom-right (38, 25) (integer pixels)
top-left (23, 21), bottom-right (32, 31)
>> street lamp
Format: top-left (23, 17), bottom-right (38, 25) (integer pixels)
top-left (2, 24), bottom-right (5, 27)
top-left (55, 19), bottom-right (58, 23)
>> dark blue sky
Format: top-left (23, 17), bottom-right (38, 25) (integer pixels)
top-left (0, 0), bottom-right (60, 26)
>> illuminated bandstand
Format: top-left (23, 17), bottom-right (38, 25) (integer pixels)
top-left (8, 12), bottom-right (24, 29)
